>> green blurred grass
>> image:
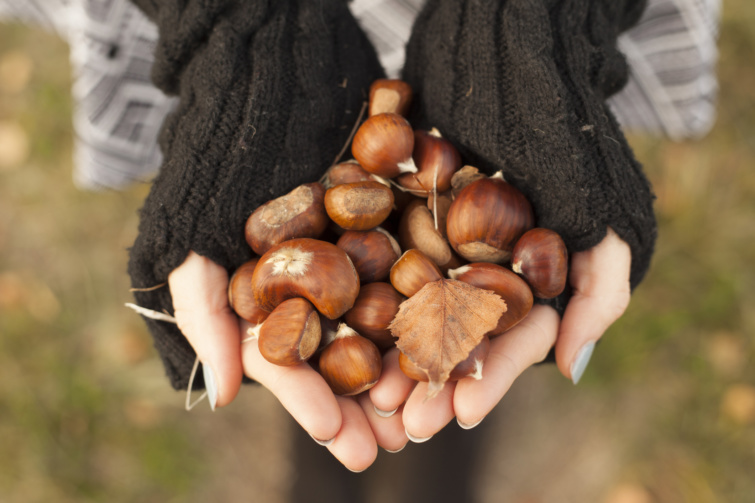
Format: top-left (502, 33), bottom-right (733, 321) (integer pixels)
top-left (1, 2), bottom-right (754, 502)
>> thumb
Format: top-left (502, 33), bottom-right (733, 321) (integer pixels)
top-left (555, 227), bottom-right (632, 384)
top-left (169, 251), bottom-right (244, 409)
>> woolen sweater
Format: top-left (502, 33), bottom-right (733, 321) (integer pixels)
top-left (128, 0), bottom-right (656, 390)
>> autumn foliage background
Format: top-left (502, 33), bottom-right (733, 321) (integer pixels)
top-left (1, 3), bottom-right (754, 502)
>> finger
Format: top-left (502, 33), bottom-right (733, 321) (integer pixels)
top-left (357, 394), bottom-right (409, 453)
top-left (168, 251), bottom-right (243, 409)
top-left (556, 227), bottom-right (632, 383)
top-left (402, 380), bottom-right (456, 442)
top-left (453, 304), bottom-right (559, 427)
top-left (368, 348), bottom-right (416, 417)
top-left (326, 396), bottom-right (379, 473)
top-left (240, 320), bottom-right (342, 443)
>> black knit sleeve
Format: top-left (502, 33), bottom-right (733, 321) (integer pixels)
top-left (127, 0), bottom-right (384, 389)
top-left (403, 0), bottom-right (657, 304)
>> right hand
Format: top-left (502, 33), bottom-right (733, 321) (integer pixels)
top-left (169, 251), bottom-right (408, 472)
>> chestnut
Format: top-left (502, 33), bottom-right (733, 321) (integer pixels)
top-left (511, 228), bottom-right (568, 299)
top-left (446, 172), bottom-right (535, 264)
top-left (398, 199), bottom-right (462, 273)
top-left (389, 249), bottom-right (443, 298)
top-left (397, 128), bottom-right (461, 197)
top-left (258, 297), bottom-right (321, 366)
top-left (336, 228), bottom-right (401, 283)
top-left (322, 160), bottom-right (373, 188)
top-left (318, 324), bottom-right (383, 396)
top-left (228, 258), bottom-right (271, 326)
top-left (245, 182), bottom-right (328, 255)
top-left (251, 238), bottom-right (360, 319)
top-left (447, 263), bottom-right (533, 336)
top-left (352, 113), bottom-right (418, 178)
top-left (369, 79), bottom-right (413, 117)
top-left (450, 165), bottom-right (485, 196)
top-left (324, 180), bottom-right (395, 231)
top-left (343, 282), bottom-right (404, 350)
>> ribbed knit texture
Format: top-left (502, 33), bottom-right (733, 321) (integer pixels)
top-left (129, 0), bottom-right (658, 388)
top-left (403, 0), bottom-right (657, 304)
top-left (127, 0), bottom-right (384, 390)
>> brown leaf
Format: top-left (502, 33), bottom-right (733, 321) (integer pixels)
top-left (389, 279), bottom-right (506, 398)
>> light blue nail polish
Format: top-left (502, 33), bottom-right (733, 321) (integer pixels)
top-left (457, 416), bottom-right (484, 430)
top-left (374, 405), bottom-right (398, 418)
top-left (571, 341), bottom-right (596, 385)
top-left (203, 363), bottom-right (218, 411)
top-left (309, 433), bottom-right (335, 447)
top-left (405, 429), bottom-right (433, 443)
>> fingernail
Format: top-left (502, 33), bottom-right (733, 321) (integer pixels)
top-left (457, 416), bottom-right (485, 430)
top-left (309, 433), bottom-right (335, 447)
top-left (348, 466), bottom-right (367, 473)
top-left (385, 445), bottom-right (406, 454)
top-left (405, 429), bottom-right (433, 443)
top-left (374, 405), bottom-right (398, 418)
top-left (202, 363), bottom-right (218, 411)
top-left (571, 340), bottom-right (596, 385)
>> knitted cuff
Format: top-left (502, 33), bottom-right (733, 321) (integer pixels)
top-left (128, 0), bottom-right (383, 389)
top-left (403, 0), bottom-right (657, 293)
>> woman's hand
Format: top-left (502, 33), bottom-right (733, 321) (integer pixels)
top-left (168, 251), bottom-right (408, 472)
top-left (368, 228), bottom-right (632, 440)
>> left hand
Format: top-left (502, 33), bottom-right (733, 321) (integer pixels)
top-left (368, 227), bottom-right (632, 440)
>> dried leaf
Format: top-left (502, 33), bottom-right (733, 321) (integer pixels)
top-left (389, 279), bottom-right (506, 399)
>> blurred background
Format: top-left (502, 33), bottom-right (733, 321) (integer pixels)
top-left (0, 1), bottom-right (752, 502)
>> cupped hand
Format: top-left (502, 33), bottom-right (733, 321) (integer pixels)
top-left (168, 251), bottom-right (407, 471)
top-left (369, 227), bottom-right (633, 440)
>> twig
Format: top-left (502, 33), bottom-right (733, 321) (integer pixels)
top-left (129, 283), bottom-right (167, 292)
top-left (124, 303), bottom-right (177, 323)
top-left (330, 101), bottom-right (368, 168)
top-left (185, 357), bottom-right (208, 411)
top-left (124, 302), bottom-right (208, 411)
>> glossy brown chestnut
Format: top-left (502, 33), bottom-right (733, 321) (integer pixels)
top-left (258, 297), bottom-right (321, 366)
top-left (398, 199), bottom-right (462, 273)
top-left (369, 79), bottom-right (413, 117)
top-left (389, 249), bottom-right (443, 298)
top-left (352, 113), bottom-right (418, 178)
top-left (251, 238), bottom-right (360, 319)
top-left (245, 182), bottom-right (328, 255)
top-left (336, 228), bottom-right (401, 283)
top-left (448, 262), bottom-right (533, 336)
top-left (511, 228), bottom-right (568, 299)
top-left (450, 165), bottom-right (486, 196)
top-left (322, 160), bottom-right (373, 188)
top-left (397, 128), bottom-right (461, 197)
top-left (446, 172), bottom-right (535, 264)
top-left (343, 282), bottom-right (404, 350)
top-left (318, 324), bottom-right (383, 396)
top-left (324, 180), bottom-right (395, 231)
top-left (228, 258), bottom-right (271, 325)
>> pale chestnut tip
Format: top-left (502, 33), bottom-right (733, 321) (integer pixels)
top-left (428, 127), bottom-right (443, 138)
top-left (446, 265), bottom-right (471, 280)
top-left (397, 157), bottom-right (418, 174)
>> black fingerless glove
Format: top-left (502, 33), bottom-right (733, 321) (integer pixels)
top-left (128, 0), bottom-right (384, 390)
top-left (403, 0), bottom-right (657, 313)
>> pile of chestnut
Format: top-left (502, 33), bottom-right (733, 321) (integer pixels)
top-left (228, 79), bottom-right (568, 397)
